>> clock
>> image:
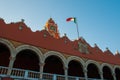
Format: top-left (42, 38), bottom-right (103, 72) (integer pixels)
top-left (50, 26), bottom-right (56, 32)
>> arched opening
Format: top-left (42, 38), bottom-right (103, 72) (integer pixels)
top-left (68, 60), bottom-right (84, 77)
top-left (103, 66), bottom-right (113, 80)
top-left (14, 49), bottom-right (39, 71)
top-left (44, 55), bottom-right (64, 75)
top-left (87, 63), bottom-right (100, 79)
top-left (0, 43), bottom-right (10, 67)
top-left (115, 68), bottom-right (120, 80)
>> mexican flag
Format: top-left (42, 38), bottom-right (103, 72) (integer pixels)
top-left (66, 17), bottom-right (76, 23)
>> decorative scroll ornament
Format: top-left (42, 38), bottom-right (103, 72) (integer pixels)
top-left (78, 42), bottom-right (89, 54)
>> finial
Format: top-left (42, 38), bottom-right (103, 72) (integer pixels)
top-left (21, 19), bottom-right (24, 22)
top-left (80, 37), bottom-right (84, 41)
top-left (106, 47), bottom-right (109, 51)
top-left (115, 50), bottom-right (119, 54)
top-left (64, 33), bottom-right (67, 37)
top-left (94, 43), bottom-right (97, 47)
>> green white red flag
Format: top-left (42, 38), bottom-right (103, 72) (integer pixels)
top-left (66, 17), bottom-right (76, 23)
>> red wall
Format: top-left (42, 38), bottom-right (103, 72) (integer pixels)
top-left (0, 19), bottom-right (120, 65)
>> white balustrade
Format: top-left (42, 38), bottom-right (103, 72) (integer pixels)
top-left (0, 66), bottom-right (8, 76)
top-left (0, 66), bottom-right (104, 80)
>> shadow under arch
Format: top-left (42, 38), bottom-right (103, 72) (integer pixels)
top-left (86, 60), bottom-right (100, 72)
top-left (0, 38), bottom-right (15, 67)
top-left (13, 45), bottom-right (43, 71)
top-left (101, 63), bottom-right (113, 80)
top-left (43, 51), bottom-right (66, 75)
top-left (67, 56), bottom-right (85, 77)
top-left (16, 45), bottom-right (43, 62)
top-left (43, 51), bottom-right (66, 67)
top-left (0, 38), bottom-right (15, 57)
top-left (86, 60), bottom-right (100, 79)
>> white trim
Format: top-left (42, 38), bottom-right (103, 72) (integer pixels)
top-left (101, 63), bottom-right (113, 74)
top-left (0, 38), bottom-right (16, 57)
top-left (43, 51), bottom-right (66, 67)
top-left (86, 60), bottom-right (100, 70)
top-left (16, 45), bottom-right (43, 63)
top-left (67, 56), bottom-right (85, 68)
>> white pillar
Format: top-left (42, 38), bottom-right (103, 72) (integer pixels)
top-left (64, 66), bottom-right (68, 80)
top-left (7, 56), bottom-right (16, 75)
top-left (112, 72), bottom-right (116, 80)
top-left (83, 67), bottom-right (88, 80)
top-left (99, 71), bottom-right (103, 80)
top-left (39, 62), bottom-right (45, 79)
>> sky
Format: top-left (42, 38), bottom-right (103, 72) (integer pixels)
top-left (0, 0), bottom-right (120, 54)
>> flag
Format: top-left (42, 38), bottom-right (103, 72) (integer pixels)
top-left (66, 17), bottom-right (76, 23)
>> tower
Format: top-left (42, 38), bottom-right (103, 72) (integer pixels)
top-left (45, 18), bottom-right (60, 39)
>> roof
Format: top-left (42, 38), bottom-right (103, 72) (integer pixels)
top-left (0, 18), bottom-right (120, 65)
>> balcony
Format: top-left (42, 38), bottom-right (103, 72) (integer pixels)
top-left (0, 66), bottom-right (105, 80)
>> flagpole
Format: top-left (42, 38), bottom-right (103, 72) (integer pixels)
top-left (66, 17), bottom-right (80, 40)
top-left (76, 22), bottom-right (79, 40)
top-left (75, 18), bottom-right (80, 40)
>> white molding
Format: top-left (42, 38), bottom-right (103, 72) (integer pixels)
top-left (43, 51), bottom-right (66, 67)
top-left (0, 38), bottom-right (16, 57)
top-left (16, 45), bottom-right (43, 63)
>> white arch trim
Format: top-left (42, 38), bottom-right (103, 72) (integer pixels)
top-left (86, 60), bottom-right (100, 72)
top-left (0, 38), bottom-right (15, 57)
top-left (113, 65), bottom-right (120, 72)
top-left (67, 56), bottom-right (85, 68)
top-left (16, 45), bottom-right (43, 63)
top-left (101, 63), bottom-right (113, 74)
top-left (43, 51), bottom-right (66, 68)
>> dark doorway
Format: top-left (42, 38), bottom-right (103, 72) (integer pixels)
top-left (14, 49), bottom-right (39, 71)
top-left (68, 60), bottom-right (84, 77)
top-left (103, 66), bottom-right (113, 80)
top-left (44, 55), bottom-right (64, 75)
top-left (0, 43), bottom-right (10, 67)
top-left (87, 63), bottom-right (100, 79)
top-left (115, 68), bottom-right (120, 80)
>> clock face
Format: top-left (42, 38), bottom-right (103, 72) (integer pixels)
top-left (50, 26), bottom-right (56, 32)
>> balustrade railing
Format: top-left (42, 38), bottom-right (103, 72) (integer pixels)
top-left (11, 68), bottom-right (25, 78)
top-left (0, 66), bottom-right (8, 77)
top-left (0, 66), bottom-right (104, 80)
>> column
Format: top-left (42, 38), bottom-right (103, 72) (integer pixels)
top-left (99, 71), bottom-right (103, 80)
top-left (112, 72), bottom-right (116, 80)
top-left (83, 68), bottom-right (88, 80)
top-left (39, 62), bottom-right (45, 79)
top-left (64, 66), bottom-right (68, 80)
top-left (7, 56), bottom-right (16, 76)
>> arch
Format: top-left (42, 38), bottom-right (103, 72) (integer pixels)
top-left (0, 38), bottom-right (15, 57)
top-left (86, 60), bottom-right (100, 79)
top-left (16, 45), bottom-right (43, 63)
top-left (44, 55), bottom-right (64, 75)
top-left (113, 65), bottom-right (120, 72)
top-left (114, 65), bottom-right (120, 80)
top-left (101, 63), bottom-right (113, 80)
top-left (67, 56), bottom-right (85, 68)
top-left (101, 63), bottom-right (113, 73)
top-left (43, 51), bottom-right (66, 67)
top-left (67, 56), bottom-right (84, 77)
top-left (86, 60), bottom-right (100, 71)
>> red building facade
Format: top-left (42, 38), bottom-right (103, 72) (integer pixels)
top-left (0, 18), bottom-right (120, 80)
